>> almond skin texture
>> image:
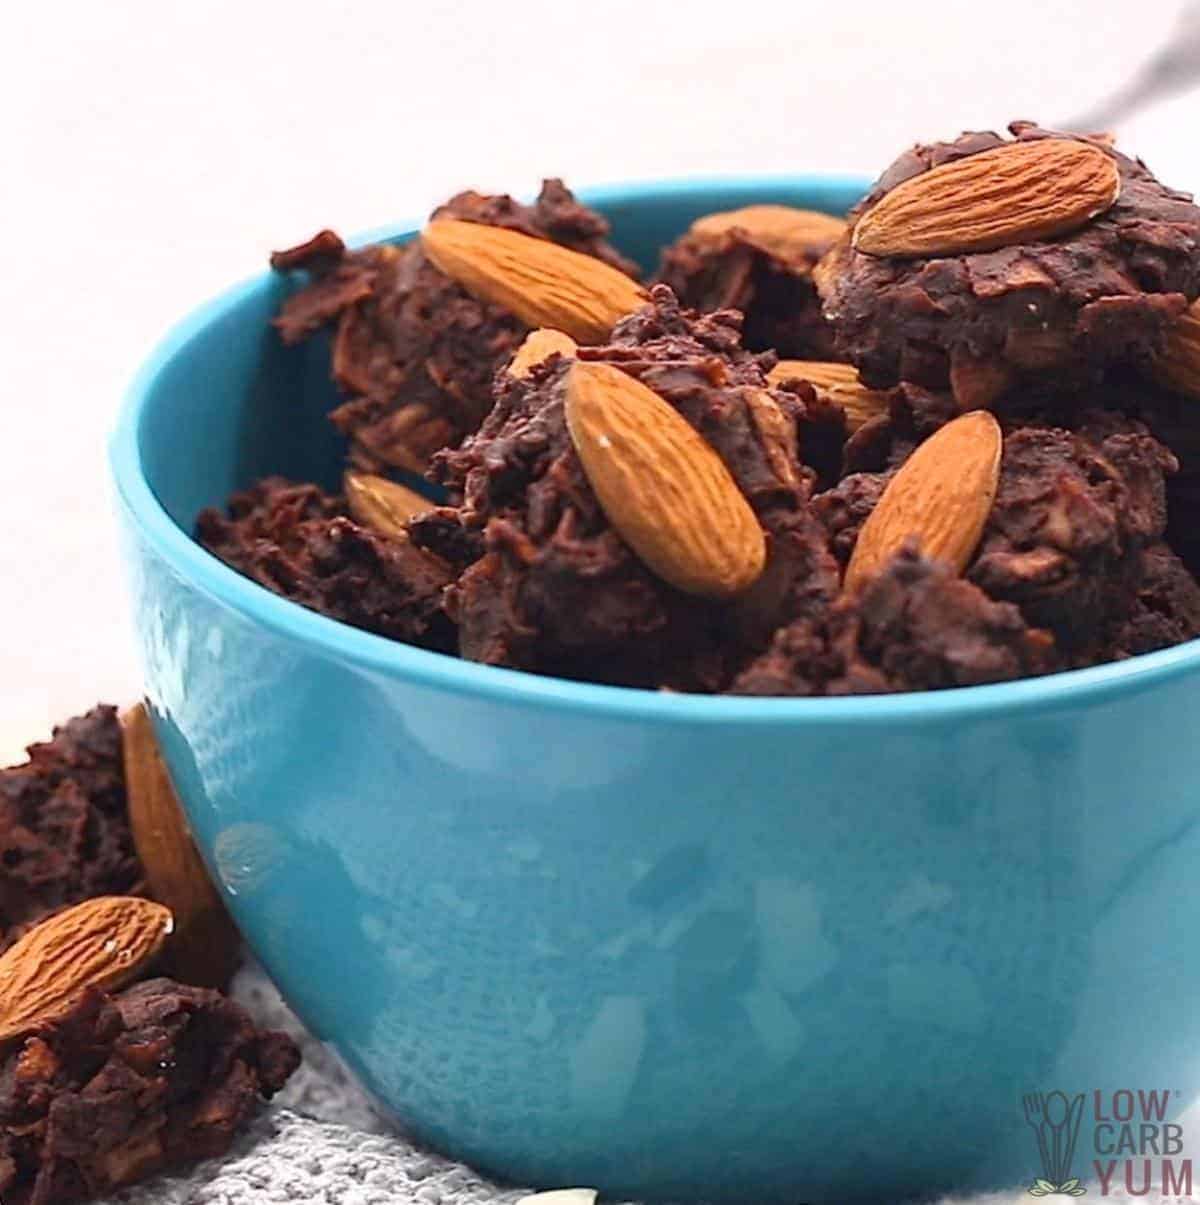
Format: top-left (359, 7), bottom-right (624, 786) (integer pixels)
top-left (1151, 299), bottom-right (1200, 398)
top-left (121, 705), bottom-right (240, 989)
top-left (768, 359), bottom-right (860, 391)
top-left (421, 220), bottom-right (648, 344)
top-left (845, 410), bottom-right (1002, 593)
top-left (768, 359), bottom-right (891, 431)
top-left (690, 205), bottom-right (846, 263)
top-left (0, 896), bottom-right (173, 1043)
top-left (344, 471), bottom-right (431, 538)
top-left (565, 361), bottom-right (766, 597)
top-left (852, 139), bottom-right (1121, 257)
top-left (508, 328), bottom-right (578, 378)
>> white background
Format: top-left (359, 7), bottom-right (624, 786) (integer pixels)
top-left (1, 0), bottom-right (1197, 766)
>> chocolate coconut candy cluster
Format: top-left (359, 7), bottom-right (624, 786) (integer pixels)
top-left (272, 180), bottom-right (641, 473)
top-left (200, 127), bottom-right (1200, 694)
top-left (0, 710), bottom-right (299, 1204)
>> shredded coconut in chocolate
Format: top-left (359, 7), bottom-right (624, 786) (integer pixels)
top-left (0, 980), bottom-right (298, 1205)
top-left (0, 708), bottom-right (143, 951)
top-left (817, 123), bottom-right (1200, 404)
top-left (271, 181), bottom-right (639, 473)
top-left (198, 126), bottom-right (1200, 695)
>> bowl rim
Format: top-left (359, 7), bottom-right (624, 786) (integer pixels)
top-left (110, 172), bottom-right (1200, 727)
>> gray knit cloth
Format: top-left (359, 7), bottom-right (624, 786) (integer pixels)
top-left (92, 963), bottom-right (1167, 1205)
top-left (96, 961), bottom-right (533, 1205)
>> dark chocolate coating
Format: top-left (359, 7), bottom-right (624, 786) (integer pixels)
top-left (431, 287), bottom-right (837, 687)
top-left (731, 544), bottom-right (1056, 695)
top-left (0, 980), bottom-right (298, 1205)
top-left (818, 124), bottom-right (1200, 401)
top-left (196, 477), bottom-right (454, 651)
top-left (271, 181), bottom-right (640, 471)
top-left (0, 708), bottom-right (143, 951)
top-left (656, 221), bottom-right (837, 358)
top-left (195, 158), bottom-right (1200, 695)
top-left (969, 417), bottom-right (1174, 650)
top-left (815, 387), bottom-right (1182, 654)
top-left (1090, 541), bottom-right (1200, 661)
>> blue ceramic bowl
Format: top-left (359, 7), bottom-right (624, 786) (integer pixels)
top-left (111, 177), bottom-right (1200, 1204)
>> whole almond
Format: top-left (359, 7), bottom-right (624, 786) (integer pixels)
top-left (0, 896), bottom-right (173, 1043)
top-left (768, 360), bottom-right (858, 391)
top-left (853, 139), bottom-right (1121, 258)
top-left (508, 328), bottom-right (578, 378)
top-left (422, 220), bottom-right (648, 344)
top-left (844, 410), bottom-right (1002, 593)
top-left (121, 705), bottom-right (240, 989)
top-left (344, 471), bottom-right (431, 538)
top-left (767, 360), bottom-right (891, 431)
top-left (565, 361), bottom-right (766, 597)
top-left (690, 205), bottom-right (846, 264)
top-left (1151, 299), bottom-right (1200, 398)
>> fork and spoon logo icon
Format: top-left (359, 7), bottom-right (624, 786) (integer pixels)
top-left (1024, 1091), bottom-right (1087, 1196)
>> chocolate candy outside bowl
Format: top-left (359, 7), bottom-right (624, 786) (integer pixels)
top-left (110, 177), bottom-right (1200, 1204)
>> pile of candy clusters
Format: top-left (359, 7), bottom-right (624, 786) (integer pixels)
top-left (0, 706), bottom-right (299, 1205)
top-left (200, 124), bottom-right (1200, 695)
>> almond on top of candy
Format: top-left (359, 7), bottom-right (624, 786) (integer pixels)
top-left (270, 180), bottom-right (642, 474)
top-left (815, 122), bottom-right (1200, 408)
top-left (421, 286), bottom-right (838, 690)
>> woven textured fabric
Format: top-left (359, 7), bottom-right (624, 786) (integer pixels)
top-left (92, 962), bottom-right (1169, 1205)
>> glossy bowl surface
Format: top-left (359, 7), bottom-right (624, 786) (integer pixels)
top-left (111, 176), bottom-right (1200, 1204)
